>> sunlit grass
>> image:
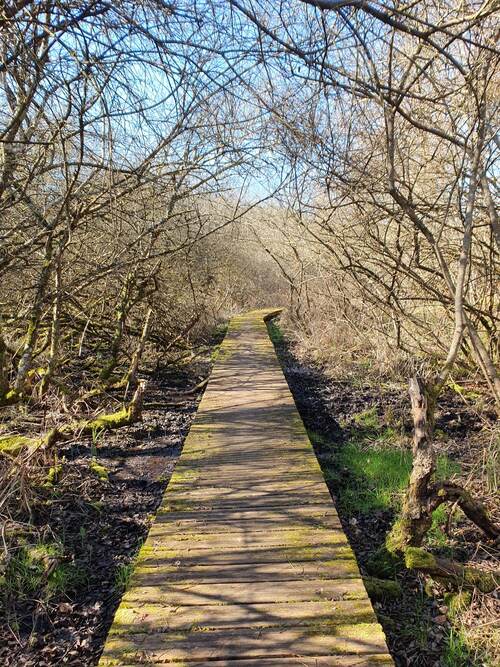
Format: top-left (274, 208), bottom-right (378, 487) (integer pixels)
top-left (309, 418), bottom-right (460, 516)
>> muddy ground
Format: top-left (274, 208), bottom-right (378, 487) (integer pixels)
top-left (0, 359), bottom-right (210, 667)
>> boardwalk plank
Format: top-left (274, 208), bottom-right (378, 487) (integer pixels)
top-left (116, 658), bottom-right (394, 667)
top-left (110, 599), bottom-right (377, 633)
top-left (127, 560), bottom-right (362, 584)
top-left (147, 526), bottom-right (348, 549)
top-left (152, 510), bottom-right (342, 534)
top-left (100, 623), bottom-right (388, 662)
top-left (121, 578), bottom-right (368, 606)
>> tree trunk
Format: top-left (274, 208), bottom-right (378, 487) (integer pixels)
top-left (122, 307), bottom-right (153, 389)
top-left (13, 232), bottom-right (54, 395)
top-left (40, 240), bottom-right (64, 396)
top-left (387, 375), bottom-right (437, 553)
top-left (0, 324), bottom-right (9, 399)
top-left (100, 273), bottom-right (133, 382)
top-left (387, 375), bottom-right (499, 556)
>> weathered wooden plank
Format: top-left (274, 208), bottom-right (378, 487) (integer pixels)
top-left (127, 559), bottom-right (362, 585)
top-left (110, 599), bottom-right (377, 633)
top-left (147, 526), bottom-right (348, 550)
top-left (154, 503), bottom-right (340, 523)
top-left (150, 519), bottom-right (343, 537)
top-left (100, 623), bottom-right (389, 662)
top-left (165, 483), bottom-right (331, 501)
top-left (168, 469), bottom-right (327, 486)
top-left (136, 542), bottom-right (356, 567)
top-left (121, 578), bottom-right (367, 607)
top-left (114, 657), bottom-right (394, 667)
top-left (152, 512), bottom-right (342, 534)
top-left (161, 494), bottom-right (333, 512)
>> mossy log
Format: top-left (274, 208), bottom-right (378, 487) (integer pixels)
top-left (0, 434), bottom-right (36, 456)
top-left (362, 576), bottom-right (402, 601)
top-left (405, 547), bottom-right (500, 593)
top-left (0, 381), bottom-right (146, 458)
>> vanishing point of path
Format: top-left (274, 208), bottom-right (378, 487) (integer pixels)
top-left (99, 310), bottom-right (393, 666)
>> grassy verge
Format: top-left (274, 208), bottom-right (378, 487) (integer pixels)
top-left (308, 404), bottom-right (461, 551)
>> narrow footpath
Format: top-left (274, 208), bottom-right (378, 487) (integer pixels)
top-left (99, 309), bottom-right (393, 666)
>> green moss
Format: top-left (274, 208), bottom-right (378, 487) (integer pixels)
top-left (0, 434), bottom-right (32, 456)
top-left (84, 407), bottom-right (131, 431)
top-left (0, 389), bottom-right (20, 405)
top-left (363, 576), bottom-right (402, 601)
top-left (89, 459), bottom-right (109, 480)
top-left (404, 547), bottom-right (436, 569)
top-left (444, 591), bottom-right (471, 619)
top-left (45, 464), bottom-right (62, 486)
top-left (385, 517), bottom-right (410, 555)
top-left (463, 567), bottom-right (499, 593)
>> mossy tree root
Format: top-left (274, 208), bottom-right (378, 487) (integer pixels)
top-left (74, 379), bottom-right (145, 434)
top-left (362, 576), bottom-right (402, 601)
top-left (428, 481), bottom-right (499, 541)
top-left (404, 547), bottom-right (500, 593)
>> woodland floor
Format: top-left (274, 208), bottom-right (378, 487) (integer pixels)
top-left (270, 325), bottom-right (499, 667)
top-left (0, 354), bottom-right (214, 666)
top-left (1, 323), bottom-right (498, 666)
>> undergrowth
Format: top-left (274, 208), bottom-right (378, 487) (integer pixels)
top-left (308, 411), bottom-right (460, 520)
top-left (267, 316), bottom-right (492, 666)
top-left (1, 539), bottom-right (85, 609)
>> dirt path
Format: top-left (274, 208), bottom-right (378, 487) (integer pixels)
top-left (99, 310), bottom-right (392, 666)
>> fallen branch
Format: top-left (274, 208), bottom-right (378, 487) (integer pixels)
top-left (429, 481), bottom-right (499, 541)
top-left (163, 377), bottom-right (209, 397)
top-left (0, 381), bottom-right (147, 458)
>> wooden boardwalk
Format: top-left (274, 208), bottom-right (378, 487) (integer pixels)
top-left (99, 310), bottom-right (393, 666)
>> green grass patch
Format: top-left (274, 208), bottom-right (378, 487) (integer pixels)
top-left (267, 318), bottom-right (284, 345)
top-left (442, 628), bottom-right (476, 667)
top-left (1, 541), bottom-right (85, 603)
top-left (427, 504), bottom-right (450, 548)
top-left (333, 443), bottom-right (459, 514)
top-left (309, 408), bottom-right (460, 516)
top-left (114, 562), bottom-right (134, 592)
top-left (114, 537), bottom-right (144, 592)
